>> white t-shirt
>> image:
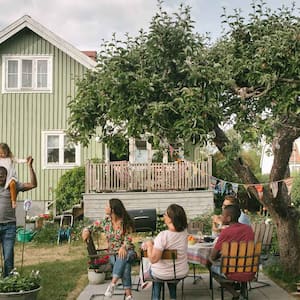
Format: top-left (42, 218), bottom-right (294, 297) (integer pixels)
top-left (0, 158), bottom-right (17, 189)
top-left (151, 229), bottom-right (189, 280)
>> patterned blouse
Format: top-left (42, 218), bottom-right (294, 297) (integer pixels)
top-left (101, 216), bottom-right (134, 254)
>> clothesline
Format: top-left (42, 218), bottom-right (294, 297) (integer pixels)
top-left (210, 175), bottom-right (292, 187)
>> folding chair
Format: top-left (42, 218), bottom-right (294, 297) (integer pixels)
top-left (187, 220), bottom-right (204, 283)
top-left (141, 249), bottom-right (186, 300)
top-left (250, 223), bottom-right (274, 289)
top-left (211, 240), bottom-right (262, 300)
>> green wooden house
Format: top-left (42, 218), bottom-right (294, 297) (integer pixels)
top-left (0, 15), bottom-right (103, 217)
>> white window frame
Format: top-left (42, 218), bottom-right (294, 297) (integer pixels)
top-left (42, 130), bottom-right (80, 169)
top-left (2, 55), bottom-right (53, 93)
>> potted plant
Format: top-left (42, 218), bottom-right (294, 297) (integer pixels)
top-left (88, 255), bottom-right (110, 284)
top-left (0, 269), bottom-right (41, 300)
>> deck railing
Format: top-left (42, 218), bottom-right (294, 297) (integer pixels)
top-left (85, 158), bottom-right (212, 193)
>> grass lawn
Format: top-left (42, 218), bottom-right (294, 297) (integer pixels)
top-left (14, 242), bottom-right (88, 300)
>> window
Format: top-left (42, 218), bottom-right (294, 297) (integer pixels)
top-left (2, 56), bottom-right (52, 92)
top-left (42, 131), bottom-right (80, 169)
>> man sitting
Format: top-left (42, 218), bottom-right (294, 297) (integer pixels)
top-left (209, 204), bottom-right (254, 299)
top-left (211, 195), bottom-right (250, 237)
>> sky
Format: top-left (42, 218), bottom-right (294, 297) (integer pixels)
top-left (0, 0), bottom-right (297, 51)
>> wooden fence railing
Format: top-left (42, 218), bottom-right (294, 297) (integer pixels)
top-left (85, 158), bottom-right (212, 193)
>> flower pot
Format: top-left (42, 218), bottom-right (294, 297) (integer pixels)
top-left (0, 286), bottom-right (41, 300)
top-left (88, 270), bottom-right (105, 284)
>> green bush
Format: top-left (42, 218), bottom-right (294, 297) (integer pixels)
top-left (291, 172), bottom-right (300, 209)
top-left (191, 213), bottom-right (213, 235)
top-left (55, 166), bottom-right (85, 213)
top-left (32, 222), bottom-right (59, 244)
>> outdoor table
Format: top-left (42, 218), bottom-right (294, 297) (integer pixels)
top-left (187, 242), bottom-right (214, 284)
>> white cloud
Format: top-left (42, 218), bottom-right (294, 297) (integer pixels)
top-left (0, 0), bottom-right (297, 50)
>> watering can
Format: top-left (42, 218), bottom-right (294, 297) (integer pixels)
top-left (16, 228), bottom-right (37, 243)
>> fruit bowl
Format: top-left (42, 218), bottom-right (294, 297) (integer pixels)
top-left (188, 235), bottom-right (196, 245)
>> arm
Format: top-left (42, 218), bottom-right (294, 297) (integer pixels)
top-left (22, 157), bottom-right (37, 191)
top-left (212, 215), bottom-right (222, 234)
top-left (143, 239), bottom-right (163, 264)
top-left (209, 247), bottom-right (220, 262)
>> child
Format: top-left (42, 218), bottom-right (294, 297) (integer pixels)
top-left (0, 143), bottom-right (27, 208)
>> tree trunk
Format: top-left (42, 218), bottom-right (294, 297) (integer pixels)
top-left (273, 212), bottom-right (300, 274)
top-left (213, 125), bottom-right (300, 275)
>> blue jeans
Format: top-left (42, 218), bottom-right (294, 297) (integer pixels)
top-left (150, 269), bottom-right (177, 300)
top-left (152, 281), bottom-right (177, 300)
top-left (0, 223), bottom-right (16, 277)
top-left (109, 250), bottom-right (134, 289)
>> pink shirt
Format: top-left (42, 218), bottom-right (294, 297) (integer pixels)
top-left (151, 230), bottom-right (189, 280)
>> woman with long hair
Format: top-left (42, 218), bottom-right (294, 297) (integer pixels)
top-left (103, 198), bottom-right (135, 300)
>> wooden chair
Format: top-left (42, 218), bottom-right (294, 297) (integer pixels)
top-left (211, 240), bottom-right (262, 300)
top-left (250, 223), bottom-right (274, 289)
top-left (187, 220), bottom-right (204, 235)
top-left (252, 223), bottom-right (274, 257)
top-left (141, 249), bottom-right (186, 300)
top-left (187, 220), bottom-right (204, 283)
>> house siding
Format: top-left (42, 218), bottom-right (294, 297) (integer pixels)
top-left (84, 190), bottom-right (214, 221)
top-left (0, 28), bottom-right (103, 204)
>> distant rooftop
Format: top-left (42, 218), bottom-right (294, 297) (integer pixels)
top-left (82, 51), bottom-right (97, 61)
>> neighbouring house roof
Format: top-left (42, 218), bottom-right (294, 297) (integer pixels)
top-left (290, 142), bottom-right (300, 164)
top-left (0, 15), bottom-right (97, 69)
top-left (82, 51), bottom-right (97, 61)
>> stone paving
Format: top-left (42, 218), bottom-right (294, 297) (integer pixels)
top-left (78, 272), bottom-right (296, 300)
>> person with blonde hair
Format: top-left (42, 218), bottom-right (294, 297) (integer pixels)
top-left (0, 143), bottom-right (28, 208)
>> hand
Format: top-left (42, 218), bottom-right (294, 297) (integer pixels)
top-left (118, 246), bottom-right (127, 259)
top-left (27, 156), bottom-right (33, 166)
top-left (143, 239), bottom-right (153, 250)
top-left (81, 228), bottom-right (91, 241)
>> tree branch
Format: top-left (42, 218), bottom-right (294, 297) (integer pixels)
top-left (233, 85), bottom-right (271, 100)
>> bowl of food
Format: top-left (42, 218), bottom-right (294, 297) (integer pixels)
top-left (188, 235), bottom-right (196, 245)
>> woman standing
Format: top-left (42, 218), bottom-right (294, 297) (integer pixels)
top-left (142, 204), bottom-right (189, 300)
top-left (103, 198), bottom-right (135, 300)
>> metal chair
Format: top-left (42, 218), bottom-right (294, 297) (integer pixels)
top-left (141, 249), bottom-right (186, 300)
top-left (211, 240), bottom-right (262, 300)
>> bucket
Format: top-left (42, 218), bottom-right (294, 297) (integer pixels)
top-left (17, 229), bottom-right (34, 243)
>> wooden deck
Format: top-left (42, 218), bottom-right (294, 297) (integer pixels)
top-left (85, 159), bottom-right (212, 193)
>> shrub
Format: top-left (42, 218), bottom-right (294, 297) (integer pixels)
top-left (291, 172), bottom-right (300, 209)
top-left (32, 222), bottom-right (59, 244)
top-left (55, 166), bottom-right (85, 213)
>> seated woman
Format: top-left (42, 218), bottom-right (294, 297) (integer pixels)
top-left (142, 204), bottom-right (189, 300)
top-left (82, 198), bottom-right (136, 300)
